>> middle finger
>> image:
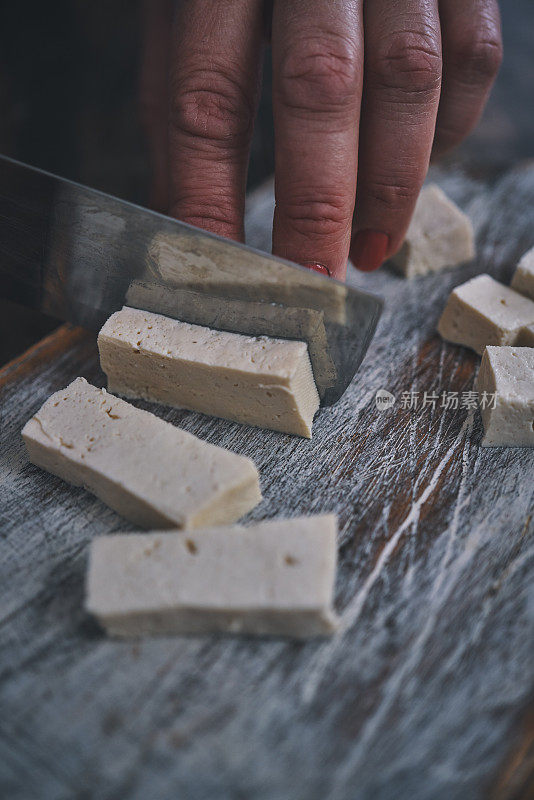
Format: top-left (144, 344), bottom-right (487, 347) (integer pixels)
top-left (351, 0), bottom-right (442, 270)
top-left (271, 0), bottom-right (364, 280)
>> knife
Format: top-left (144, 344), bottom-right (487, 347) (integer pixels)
top-left (0, 154), bottom-right (382, 405)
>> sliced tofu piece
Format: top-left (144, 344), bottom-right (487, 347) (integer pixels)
top-left (125, 281), bottom-right (338, 397)
top-left (85, 515), bottom-right (340, 638)
top-left (148, 230), bottom-right (348, 325)
top-left (477, 346), bottom-right (534, 447)
top-left (437, 274), bottom-right (534, 354)
top-left (511, 246), bottom-right (534, 300)
top-left (98, 307), bottom-right (320, 438)
top-left (22, 378), bottom-right (261, 529)
top-left (390, 184), bottom-right (475, 278)
top-left (517, 323), bottom-right (534, 346)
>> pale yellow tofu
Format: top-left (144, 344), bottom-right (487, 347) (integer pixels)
top-left (86, 515), bottom-right (340, 638)
top-left (477, 346), bottom-right (534, 447)
top-left (511, 246), bottom-right (534, 301)
top-left (390, 184), bottom-right (475, 278)
top-left (22, 378), bottom-right (261, 529)
top-left (438, 274), bottom-right (534, 354)
top-left (98, 307), bottom-right (320, 438)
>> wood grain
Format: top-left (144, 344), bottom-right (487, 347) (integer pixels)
top-left (1, 164), bottom-right (533, 800)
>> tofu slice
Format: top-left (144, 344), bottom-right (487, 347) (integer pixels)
top-left (98, 307), bottom-right (320, 438)
top-left (437, 274), bottom-right (534, 354)
top-left (148, 230), bottom-right (348, 325)
top-left (511, 246), bottom-right (534, 301)
top-left (22, 378), bottom-right (261, 529)
top-left (477, 347), bottom-right (534, 447)
top-left (85, 515), bottom-right (340, 638)
top-left (124, 281), bottom-right (338, 396)
top-left (390, 184), bottom-right (475, 278)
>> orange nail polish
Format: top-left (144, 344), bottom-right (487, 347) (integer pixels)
top-left (350, 230), bottom-right (389, 272)
top-left (303, 261), bottom-right (331, 276)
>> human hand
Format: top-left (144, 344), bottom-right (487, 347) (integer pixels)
top-left (140, 0), bottom-right (502, 280)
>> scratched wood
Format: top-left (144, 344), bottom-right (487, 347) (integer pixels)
top-left (1, 164), bottom-right (533, 800)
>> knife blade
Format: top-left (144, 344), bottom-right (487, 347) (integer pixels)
top-left (0, 154), bottom-right (382, 405)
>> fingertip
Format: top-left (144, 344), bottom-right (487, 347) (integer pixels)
top-left (349, 230), bottom-right (389, 272)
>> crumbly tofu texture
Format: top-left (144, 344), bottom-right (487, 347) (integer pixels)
top-left (438, 274), bottom-right (534, 354)
top-left (511, 246), bottom-right (534, 301)
top-left (22, 378), bottom-right (261, 529)
top-left (98, 307), bottom-right (320, 438)
top-left (390, 184), bottom-right (475, 278)
top-left (85, 515), bottom-right (340, 638)
top-left (477, 347), bottom-right (534, 447)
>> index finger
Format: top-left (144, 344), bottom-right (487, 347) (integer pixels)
top-left (271, 0), bottom-right (363, 280)
top-left (169, 0), bottom-right (264, 241)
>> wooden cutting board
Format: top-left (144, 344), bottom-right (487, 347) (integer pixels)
top-left (1, 164), bottom-right (533, 800)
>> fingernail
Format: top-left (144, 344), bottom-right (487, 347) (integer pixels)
top-left (350, 230), bottom-right (389, 272)
top-left (303, 261), bottom-right (331, 276)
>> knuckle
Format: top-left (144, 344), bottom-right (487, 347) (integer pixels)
top-left (370, 31), bottom-right (442, 96)
top-left (448, 33), bottom-right (503, 85)
top-left (277, 193), bottom-right (351, 238)
top-left (277, 33), bottom-right (361, 114)
top-left (169, 198), bottom-right (241, 239)
top-left (365, 179), bottom-right (420, 212)
top-left (170, 67), bottom-right (254, 145)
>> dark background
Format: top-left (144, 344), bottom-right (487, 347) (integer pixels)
top-left (0, 0), bottom-right (532, 366)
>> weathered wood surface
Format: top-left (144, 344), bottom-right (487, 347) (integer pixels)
top-left (1, 165), bottom-right (533, 800)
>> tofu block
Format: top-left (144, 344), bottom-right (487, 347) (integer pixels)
top-left (98, 307), bottom-right (320, 438)
top-left (22, 378), bottom-right (261, 528)
top-left (438, 274), bottom-right (534, 354)
top-left (85, 515), bottom-right (340, 638)
top-left (511, 246), bottom-right (534, 301)
top-left (517, 323), bottom-right (534, 347)
top-left (477, 346), bottom-right (534, 447)
top-left (390, 184), bottom-right (475, 278)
